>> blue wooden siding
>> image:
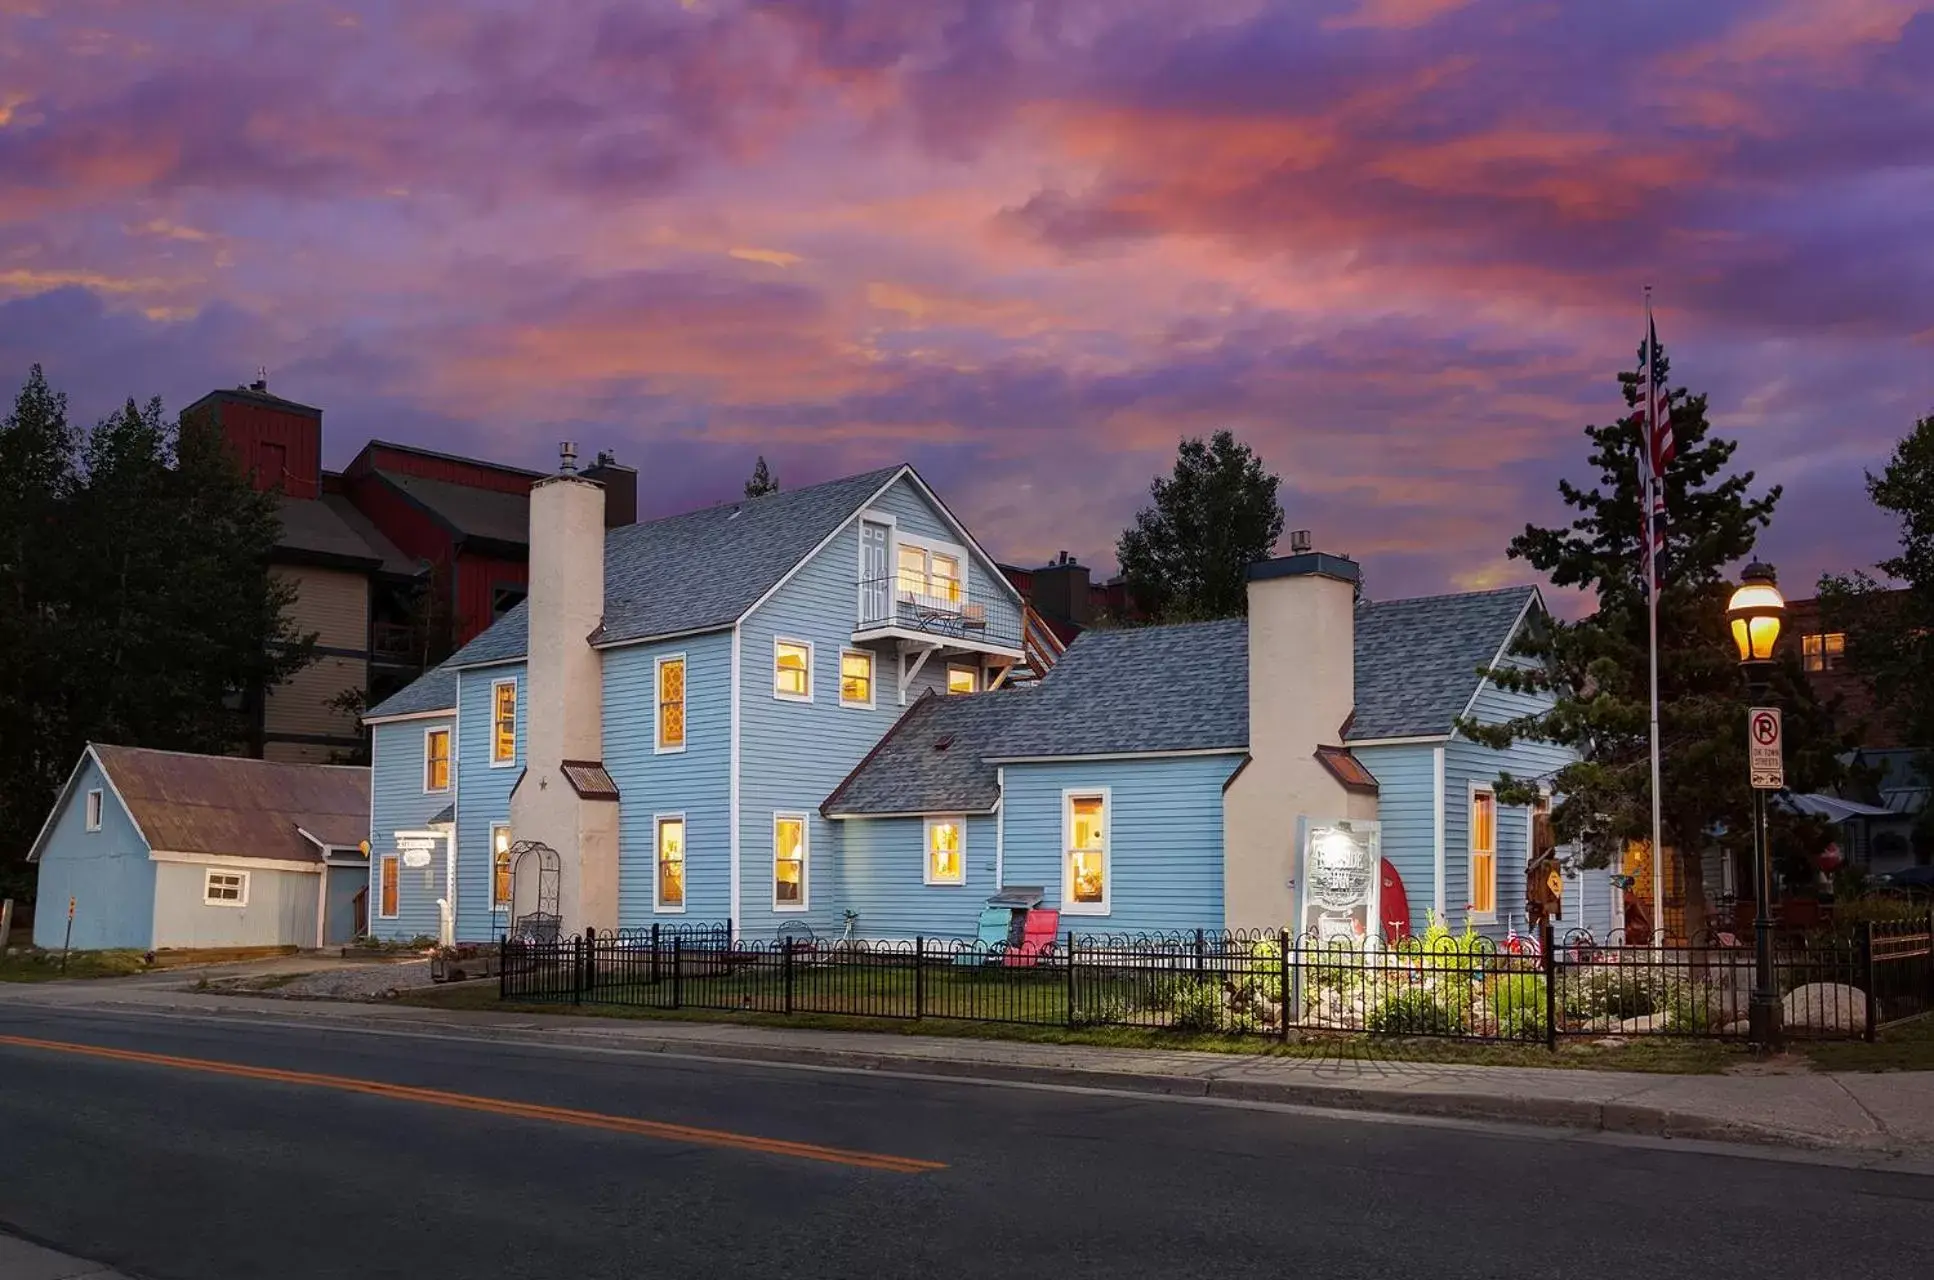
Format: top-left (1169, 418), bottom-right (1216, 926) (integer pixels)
top-left (603, 633), bottom-right (733, 927)
top-left (31, 755), bottom-right (157, 950)
top-left (835, 813), bottom-right (998, 940)
top-left (368, 713), bottom-right (456, 941)
top-left (998, 755), bottom-right (1239, 935)
top-left (1351, 743), bottom-right (1439, 935)
top-left (455, 665), bottom-right (525, 941)
top-left (736, 473), bottom-right (1023, 941)
top-left (323, 864), bottom-right (366, 945)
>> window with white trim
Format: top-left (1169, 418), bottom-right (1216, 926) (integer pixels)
top-left (840, 650), bottom-right (874, 707)
top-left (491, 679), bottom-right (517, 765)
top-left (204, 870), bottom-right (248, 906)
top-left (84, 789), bottom-right (103, 832)
top-left (424, 728), bottom-right (451, 793)
top-left (1469, 787), bottom-right (1497, 919)
top-left (492, 824), bottom-right (512, 910)
top-left (774, 814), bottom-right (808, 910)
top-left (378, 854), bottom-right (400, 918)
top-left (656, 815), bottom-right (686, 911)
top-left (925, 816), bottom-right (965, 885)
top-left (896, 539), bottom-right (964, 605)
top-left (946, 664), bottom-right (978, 695)
top-left (1064, 791), bottom-right (1109, 913)
top-left (774, 639), bottom-right (812, 701)
top-left (656, 655), bottom-right (686, 752)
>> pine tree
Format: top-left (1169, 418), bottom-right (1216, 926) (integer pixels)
top-left (745, 455), bottom-right (779, 498)
top-left (1115, 430), bottom-right (1285, 621)
top-left (1459, 340), bottom-right (1848, 938)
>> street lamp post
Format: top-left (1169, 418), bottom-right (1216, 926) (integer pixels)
top-left (1727, 561), bottom-right (1787, 1051)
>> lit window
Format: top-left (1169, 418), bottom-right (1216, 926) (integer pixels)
top-left (774, 814), bottom-right (807, 909)
top-left (378, 855), bottom-right (399, 918)
top-left (657, 815), bottom-right (686, 911)
top-left (925, 817), bottom-right (965, 885)
top-left (1065, 792), bottom-right (1108, 912)
top-left (947, 665), bottom-right (978, 695)
top-left (204, 870), bottom-right (248, 906)
top-left (1802, 632), bottom-right (1845, 673)
top-left (840, 650), bottom-right (874, 706)
top-left (85, 789), bottom-right (103, 832)
top-left (774, 639), bottom-right (812, 700)
top-left (657, 656), bottom-right (686, 751)
top-left (895, 541), bottom-right (966, 605)
top-left (492, 680), bottom-right (517, 764)
top-left (896, 544), bottom-right (928, 597)
top-left (492, 824), bottom-right (512, 910)
top-left (1470, 788), bottom-right (1497, 918)
top-left (425, 728), bottom-right (451, 792)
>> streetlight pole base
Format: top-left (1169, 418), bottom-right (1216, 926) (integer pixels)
top-left (1748, 992), bottom-right (1784, 1052)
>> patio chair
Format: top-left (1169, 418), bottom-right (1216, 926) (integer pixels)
top-left (1003, 908), bottom-right (1060, 968)
top-left (956, 906), bottom-right (1013, 966)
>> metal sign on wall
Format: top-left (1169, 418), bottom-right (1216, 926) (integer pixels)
top-left (1748, 706), bottom-right (1784, 790)
top-left (397, 834), bottom-right (439, 869)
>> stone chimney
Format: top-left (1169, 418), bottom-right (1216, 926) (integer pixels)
top-left (1222, 548), bottom-right (1375, 931)
top-left (509, 444), bottom-right (619, 933)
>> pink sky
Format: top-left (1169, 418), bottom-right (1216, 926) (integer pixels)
top-left (3, 0), bottom-right (1930, 604)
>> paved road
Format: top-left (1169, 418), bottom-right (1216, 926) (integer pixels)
top-left (1, 1004), bottom-right (1930, 1280)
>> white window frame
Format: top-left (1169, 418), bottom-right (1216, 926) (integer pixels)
top-left (423, 726), bottom-right (452, 794)
top-left (894, 532), bottom-right (970, 608)
top-left (1061, 788), bottom-right (1111, 916)
top-left (839, 648), bottom-right (875, 709)
top-left (1468, 783), bottom-right (1498, 923)
top-left (203, 869), bottom-right (249, 907)
top-left (655, 653), bottom-right (688, 754)
top-left (773, 637), bottom-right (814, 703)
top-left (84, 789), bottom-right (103, 833)
top-left (490, 677), bottom-right (518, 767)
top-left (946, 663), bottom-right (979, 695)
top-left (491, 823), bottom-right (513, 912)
top-left (654, 812), bottom-right (688, 914)
top-left (377, 853), bottom-right (400, 919)
top-left (772, 811), bottom-right (810, 912)
top-left (924, 815), bottom-right (967, 886)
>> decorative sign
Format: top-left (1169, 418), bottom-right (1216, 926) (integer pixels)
top-left (1299, 820), bottom-right (1382, 945)
top-left (1748, 706), bottom-right (1784, 790)
top-left (397, 834), bottom-right (439, 870)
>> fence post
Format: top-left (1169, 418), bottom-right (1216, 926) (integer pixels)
top-left (583, 926), bottom-right (597, 997)
top-left (1278, 928), bottom-right (1290, 1042)
top-left (1861, 920), bottom-right (1878, 1044)
top-left (915, 935), bottom-right (925, 1020)
top-left (672, 937), bottom-right (683, 1009)
top-left (651, 922), bottom-right (661, 985)
top-left (784, 938), bottom-right (795, 1015)
top-left (1194, 927), bottom-right (1206, 978)
top-left (1065, 932), bottom-right (1077, 1028)
top-left (572, 931), bottom-right (583, 1005)
top-left (1541, 919), bottom-right (1557, 1052)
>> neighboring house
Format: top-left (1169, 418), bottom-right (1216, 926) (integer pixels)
top-left (363, 456), bottom-right (1595, 946)
top-left (26, 745), bottom-right (370, 951)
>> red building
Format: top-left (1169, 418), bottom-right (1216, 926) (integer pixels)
top-left (1782, 590), bottom-right (1905, 749)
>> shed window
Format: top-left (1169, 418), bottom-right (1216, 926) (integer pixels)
top-left (204, 870), bottom-right (248, 906)
top-left (85, 789), bottom-right (103, 832)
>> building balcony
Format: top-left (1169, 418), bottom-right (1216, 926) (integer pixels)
top-left (853, 575), bottom-right (1023, 659)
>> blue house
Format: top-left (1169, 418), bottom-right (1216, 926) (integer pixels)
top-left (364, 457), bottom-right (1604, 946)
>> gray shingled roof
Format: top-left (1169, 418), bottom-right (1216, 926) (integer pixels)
top-left (364, 665), bottom-right (458, 720)
top-left (445, 465), bottom-right (907, 668)
top-left (822, 690), bottom-right (1032, 816)
top-left (1348, 586), bottom-right (1538, 740)
top-left (378, 470), bottom-right (532, 546)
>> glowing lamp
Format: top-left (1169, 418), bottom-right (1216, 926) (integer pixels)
top-left (1726, 562), bottom-right (1785, 665)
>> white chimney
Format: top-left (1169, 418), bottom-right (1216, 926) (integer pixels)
top-left (1222, 545), bottom-right (1373, 931)
top-left (508, 451), bottom-right (618, 933)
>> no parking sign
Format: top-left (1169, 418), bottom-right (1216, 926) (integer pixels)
top-left (1748, 706), bottom-right (1783, 790)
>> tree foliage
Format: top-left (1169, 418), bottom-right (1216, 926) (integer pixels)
top-left (1458, 341), bottom-right (1848, 933)
top-left (744, 455), bottom-right (779, 498)
top-left (1115, 430), bottom-right (1285, 621)
top-left (0, 368), bottom-right (315, 866)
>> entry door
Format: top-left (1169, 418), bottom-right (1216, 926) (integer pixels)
top-left (859, 521), bottom-right (891, 625)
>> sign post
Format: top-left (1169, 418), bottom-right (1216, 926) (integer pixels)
top-left (60, 895), bottom-right (75, 974)
top-left (1748, 707), bottom-right (1784, 790)
top-left (1746, 706), bottom-right (1783, 1050)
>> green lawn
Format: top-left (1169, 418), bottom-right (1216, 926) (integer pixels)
top-left (1798, 1016), bottom-right (1934, 1073)
top-left (0, 948), bottom-right (154, 982)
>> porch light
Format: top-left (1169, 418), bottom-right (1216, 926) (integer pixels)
top-left (1726, 562), bottom-right (1785, 666)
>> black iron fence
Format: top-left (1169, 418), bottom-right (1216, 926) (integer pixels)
top-left (501, 915), bottom-right (1934, 1045)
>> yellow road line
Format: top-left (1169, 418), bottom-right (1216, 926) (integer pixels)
top-left (0, 1033), bottom-right (945, 1174)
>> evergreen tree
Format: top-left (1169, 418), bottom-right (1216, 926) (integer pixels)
top-left (1115, 430), bottom-right (1285, 621)
top-left (745, 455), bottom-right (779, 498)
top-left (1459, 341), bottom-right (1847, 937)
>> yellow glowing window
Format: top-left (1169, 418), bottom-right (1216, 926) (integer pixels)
top-left (492, 680), bottom-right (517, 764)
top-left (379, 855), bottom-right (399, 919)
top-left (1801, 632), bottom-right (1844, 673)
top-left (424, 728), bottom-right (450, 792)
top-left (840, 650), bottom-right (873, 706)
top-left (947, 665), bottom-right (977, 695)
top-left (657, 816), bottom-right (686, 910)
top-left (657, 656), bottom-right (686, 749)
top-left (1067, 794), bottom-right (1107, 907)
top-left (774, 640), bottom-right (811, 700)
top-left (925, 818), bottom-right (964, 885)
top-left (895, 543), bottom-right (965, 604)
top-left (896, 544), bottom-right (927, 596)
top-left (1470, 789), bottom-right (1497, 916)
top-left (492, 825), bottom-right (512, 908)
top-left (774, 816), bottom-right (807, 907)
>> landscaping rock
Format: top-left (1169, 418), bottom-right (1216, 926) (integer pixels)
top-left (1617, 1014), bottom-right (1670, 1034)
top-left (1782, 983), bottom-right (1870, 1033)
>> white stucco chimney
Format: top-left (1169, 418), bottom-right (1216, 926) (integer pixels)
top-left (509, 446), bottom-right (618, 933)
top-left (1222, 548), bottom-right (1374, 931)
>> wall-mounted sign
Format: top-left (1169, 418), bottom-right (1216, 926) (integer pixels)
top-left (397, 834), bottom-right (439, 870)
top-left (1299, 819), bottom-right (1382, 945)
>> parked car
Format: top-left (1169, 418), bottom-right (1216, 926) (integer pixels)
top-left (1875, 865), bottom-right (1934, 896)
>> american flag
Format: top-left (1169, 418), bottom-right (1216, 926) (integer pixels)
top-left (1639, 315), bottom-right (1673, 590)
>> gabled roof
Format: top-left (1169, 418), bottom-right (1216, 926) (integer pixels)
top-left (445, 464), bottom-right (915, 667)
top-left (375, 470), bottom-right (532, 548)
top-left (1348, 585), bottom-right (1540, 741)
top-left (823, 690), bottom-right (1033, 817)
top-left (364, 665), bottom-right (459, 722)
top-left (27, 745), bottom-right (369, 865)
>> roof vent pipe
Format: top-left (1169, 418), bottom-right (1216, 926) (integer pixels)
top-left (1289, 529), bottom-right (1313, 555)
top-left (558, 441), bottom-right (579, 474)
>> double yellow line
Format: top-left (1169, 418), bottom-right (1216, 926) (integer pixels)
top-left (0, 1033), bottom-right (945, 1175)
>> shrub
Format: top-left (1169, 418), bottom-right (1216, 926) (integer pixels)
top-left (1563, 966), bottom-right (1657, 1021)
top-left (1170, 980), bottom-right (1226, 1032)
top-left (1367, 987), bottom-right (1465, 1035)
top-left (1488, 972), bottom-right (1547, 1041)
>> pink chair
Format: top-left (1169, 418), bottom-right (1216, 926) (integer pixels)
top-left (1004, 908), bottom-right (1061, 967)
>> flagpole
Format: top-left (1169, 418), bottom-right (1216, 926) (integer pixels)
top-left (1644, 286), bottom-right (1666, 949)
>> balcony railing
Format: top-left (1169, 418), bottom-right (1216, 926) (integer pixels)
top-left (855, 576), bottom-right (1022, 652)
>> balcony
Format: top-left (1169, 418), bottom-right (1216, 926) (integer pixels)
top-left (853, 575), bottom-right (1023, 659)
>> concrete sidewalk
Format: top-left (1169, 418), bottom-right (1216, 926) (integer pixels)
top-left (0, 1231), bottom-right (136, 1280)
top-left (5, 976), bottom-right (1931, 1161)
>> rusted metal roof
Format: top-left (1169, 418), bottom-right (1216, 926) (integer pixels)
top-left (560, 760), bottom-right (620, 801)
top-left (91, 744), bottom-right (370, 863)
